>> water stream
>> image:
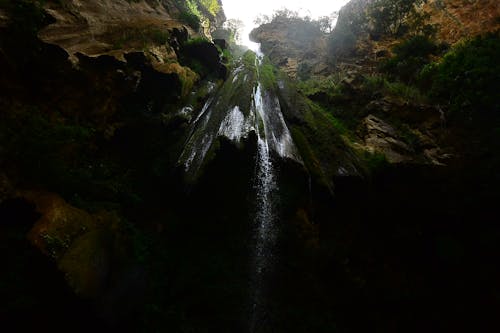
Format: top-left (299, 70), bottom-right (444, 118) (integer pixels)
top-left (177, 50), bottom-right (301, 332)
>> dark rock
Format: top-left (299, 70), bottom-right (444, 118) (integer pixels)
top-left (181, 40), bottom-right (227, 79)
top-left (213, 38), bottom-right (227, 50)
top-left (170, 26), bottom-right (189, 50)
top-left (375, 49), bottom-right (390, 58)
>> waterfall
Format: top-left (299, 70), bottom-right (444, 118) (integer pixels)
top-left (249, 81), bottom-right (278, 332)
top-left (249, 47), bottom-right (301, 331)
top-left (176, 51), bottom-right (303, 331)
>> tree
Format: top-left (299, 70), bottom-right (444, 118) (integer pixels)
top-left (316, 12), bottom-right (339, 33)
top-left (369, 0), bottom-right (426, 36)
top-left (224, 19), bottom-right (244, 44)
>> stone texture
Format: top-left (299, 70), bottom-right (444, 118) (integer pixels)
top-left (362, 114), bottom-right (414, 163)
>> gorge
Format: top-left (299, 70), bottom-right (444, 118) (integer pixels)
top-left (0, 1), bottom-right (499, 332)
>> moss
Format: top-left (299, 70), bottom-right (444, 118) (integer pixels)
top-left (358, 150), bottom-right (389, 173)
top-left (156, 62), bottom-right (199, 97)
top-left (242, 50), bottom-right (257, 69)
top-left (289, 126), bottom-right (328, 188)
top-left (258, 57), bottom-right (278, 90)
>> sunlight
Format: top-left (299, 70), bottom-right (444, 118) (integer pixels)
top-left (221, 0), bottom-right (350, 49)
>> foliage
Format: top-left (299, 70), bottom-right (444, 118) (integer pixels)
top-left (179, 11), bottom-right (201, 30)
top-left (363, 74), bottom-right (427, 103)
top-left (258, 57), bottom-right (277, 90)
top-left (175, 0), bottom-right (220, 30)
top-left (198, 0), bottom-right (220, 17)
top-left (419, 32), bottom-right (500, 113)
top-left (254, 8), bottom-right (300, 25)
top-left (241, 50), bottom-right (257, 69)
top-left (254, 8), bottom-right (336, 35)
top-left (316, 13), bottom-right (339, 33)
top-left (185, 36), bottom-right (210, 46)
top-left (368, 0), bottom-right (425, 37)
top-left (382, 34), bottom-right (444, 83)
top-left (297, 75), bottom-right (342, 99)
top-left (360, 150), bottom-right (389, 172)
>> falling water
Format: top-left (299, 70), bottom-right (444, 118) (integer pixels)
top-left (176, 50), bottom-right (302, 331)
top-left (249, 46), bottom-right (302, 331)
top-left (249, 81), bottom-right (279, 332)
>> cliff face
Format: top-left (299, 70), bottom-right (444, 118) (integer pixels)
top-left (424, 0), bottom-right (500, 44)
top-left (38, 0), bottom-right (225, 65)
top-left (250, 16), bottom-right (330, 79)
top-left (0, 2), bottom-right (230, 327)
top-left (249, 4), bottom-right (499, 333)
top-left (1, 1), bottom-right (499, 332)
top-left (39, 0), bottom-right (177, 61)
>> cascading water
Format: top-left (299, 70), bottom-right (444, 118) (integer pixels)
top-left (249, 80), bottom-right (278, 333)
top-left (177, 49), bottom-right (302, 331)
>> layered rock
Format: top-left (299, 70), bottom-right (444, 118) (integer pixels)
top-left (424, 0), bottom-right (500, 44)
top-left (250, 16), bottom-right (330, 79)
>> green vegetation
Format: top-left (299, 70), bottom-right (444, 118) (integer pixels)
top-left (179, 11), bottom-right (201, 30)
top-left (382, 35), bottom-right (445, 83)
top-left (258, 57), bottom-right (278, 90)
top-left (242, 50), bottom-right (257, 68)
top-left (199, 0), bottom-right (220, 17)
top-left (359, 150), bottom-right (389, 172)
top-left (368, 0), bottom-right (425, 37)
top-left (363, 74), bottom-right (427, 103)
top-left (185, 36), bottom-right (210, 46)
top-left (297, 75), bottom-right (343, 100)
top-left (175, 0), bottom-right (221, 30)
top-left (419, 31), bottom-right (500, 114)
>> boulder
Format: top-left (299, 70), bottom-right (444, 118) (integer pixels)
top-left (23, 191), bottom-right (124, 299)
top-left (361, 115), bottom-right (414, 163)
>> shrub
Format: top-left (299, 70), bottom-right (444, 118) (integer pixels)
top-left (382, 35), bottom-right (442, 83)
top-left (419, 32), bottom-right (500, 113)
top-left (259, 59), bottom-right (277, 90)
top-left (198, 0), bottom-right (220, 17)
top-left (179, 12), bottom-right (201, 31)
top-left (368, 0), bottom-right (424, 36)
top-left (362, 74), bottom-right (426, 103)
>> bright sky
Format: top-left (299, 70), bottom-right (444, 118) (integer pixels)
top-left (221, 0), bottom-right (351, 48)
